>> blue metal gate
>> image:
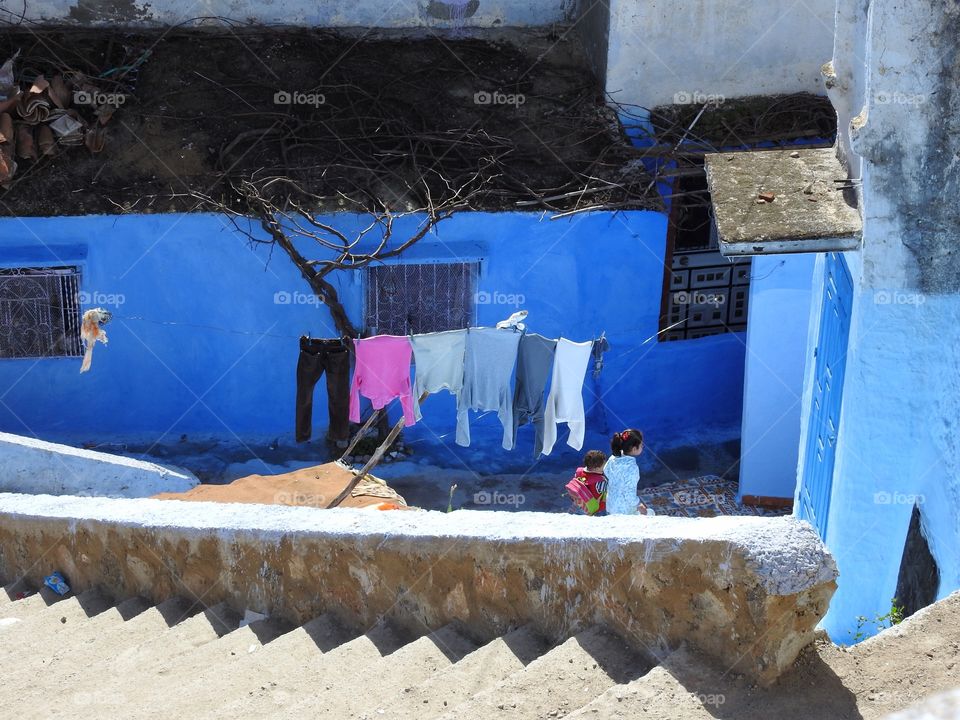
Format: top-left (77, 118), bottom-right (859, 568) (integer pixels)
top-left (798, 252), bottom-right (853, 539)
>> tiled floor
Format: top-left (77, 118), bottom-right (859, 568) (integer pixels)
top-left (638, 475), bottom-right (792, 518)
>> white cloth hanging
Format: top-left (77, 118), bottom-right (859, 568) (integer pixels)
top-left (540, 338), bottom-right (593, 455)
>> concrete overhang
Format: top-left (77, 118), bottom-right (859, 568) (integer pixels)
top-left (704, 147), bottom-right (862, 256)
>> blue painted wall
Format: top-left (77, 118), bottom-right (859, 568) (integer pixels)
top-left (798, 253), bottom-right (960, 642)
top-left (738, 254), bottom-right (815, 500)
top-left (0, 210), bottom-right (746, 466)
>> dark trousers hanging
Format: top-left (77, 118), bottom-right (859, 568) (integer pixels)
top-left (295, 338), bottom-right (351, 443)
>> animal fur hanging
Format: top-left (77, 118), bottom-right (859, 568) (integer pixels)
top-left (80, 307), bottom-right (112, 373)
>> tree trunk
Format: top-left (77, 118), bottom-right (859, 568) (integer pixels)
top-left (256, 215), bottom-right (359, 339)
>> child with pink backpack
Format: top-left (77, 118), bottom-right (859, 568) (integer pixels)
top-left (566, 450), bottom-right (608, 515)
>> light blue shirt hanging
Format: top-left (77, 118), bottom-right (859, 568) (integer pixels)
top-left (455, 327), bottom-right (521, 450)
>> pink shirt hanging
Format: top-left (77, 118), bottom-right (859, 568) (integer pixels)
top-left (348, 335), bottom-right (417, 426)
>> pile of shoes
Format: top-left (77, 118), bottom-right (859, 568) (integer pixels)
top-left (0, 50), bottom-right (125, 186)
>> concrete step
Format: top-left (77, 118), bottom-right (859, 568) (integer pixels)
top-left (129, 617), bottom-right (296, 711)
top-left (0, 583), bottom-right (68, 622)
top-left (0, 579), bottom-right (31, 607)
top-left (66, 604), bottom-right (262, 717)
top-left (437, 626), bottom-right (652, 720)
top-left (376, 624), bottom-right (551, 720)
top-left (108, 601), bottom-right (241, 671)
top-left (217, 619), bottom-right (413, 720)
top-left (0, 589), bottom-right (112, 644)
top-left (1, 595), bottom-right (154, 666)
top-left (18, 601), bottom-right (238, 714)
top-left (562, 648), bottom-right (718, 720)
top-left (132, 614), bottom-right (381, 720)
top-left (282, 622), bottom-right (481, 719)
top-left (0, 597), bottom-right (205, 708)
top-left (153, 616), bottom-right (294, 678)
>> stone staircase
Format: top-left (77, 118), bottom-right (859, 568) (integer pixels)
top-left (0, 579), bottom-right (688, 720)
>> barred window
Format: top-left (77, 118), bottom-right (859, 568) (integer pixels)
top-left (660, 168), bottom-right (751, 341)
top-left (0, 266), bottom-right (83, 358)
top-left (364, 262), bottom-right (478, 336)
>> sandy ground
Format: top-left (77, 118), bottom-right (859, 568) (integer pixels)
top-left (632, 590), bottom-right (960, 720)
top-left (108, 428), bottom-right (743, 513)
top-left (152, 462), bottom-right (408, 510)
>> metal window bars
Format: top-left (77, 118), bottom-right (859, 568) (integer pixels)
top-left (364, 262), bottom-right (478, 336)
top-left (0, 266), bottom-right (83, 358)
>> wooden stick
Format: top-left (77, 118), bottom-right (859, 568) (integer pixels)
top-left (338, 406), bottom-right (384, 462)
top-left (328, 392), bottom-right (428, 509)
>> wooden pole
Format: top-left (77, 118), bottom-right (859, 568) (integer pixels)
top-left (338, 406), bottom-right (385, 463)
top-left (328, 392), bottom-right (428, 509)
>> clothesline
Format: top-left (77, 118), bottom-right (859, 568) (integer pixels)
top-left (339, 327), bottom-right (602, 458)
top-left (25, 297), bottom-right (662, 344)
top-left (118, 314), bottom-right (310, 340)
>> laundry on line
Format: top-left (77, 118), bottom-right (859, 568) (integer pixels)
top-left (298, 325), bottom-right (604, 457)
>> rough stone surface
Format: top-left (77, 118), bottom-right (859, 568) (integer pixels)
top-left (0, 493), bottom-right (837, 684)
top-left (705, 147), bottom-right (862, 254)
top-left (843, 1), bottom-right (960, 294)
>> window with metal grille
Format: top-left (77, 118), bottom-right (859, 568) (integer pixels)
top-left (659, 169), bottom-right (751, 341)
top-left (0, 266), bottom-right (83, 358)
top-left (364, 262), bottom-right (478, 336)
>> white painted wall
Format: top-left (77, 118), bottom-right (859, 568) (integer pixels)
top-left (739, 254), bottom-right (815, 500)
top-left (605, 0), bottom-right (836, 110)
top-left (0, 432), bottom-right (198, 498)
top-left (7, 0), bottom-right (576, 27)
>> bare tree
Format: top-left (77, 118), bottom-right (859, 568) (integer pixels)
top-left (194, 161), bottom-right (500, 339)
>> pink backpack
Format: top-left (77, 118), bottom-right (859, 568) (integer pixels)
top-left (566, 477), bottom-right (594, 508)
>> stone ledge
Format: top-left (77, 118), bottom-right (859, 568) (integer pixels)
top-left (0, 494), bottom-right (837, 684)
top-left (0, 433), bottom-right (198, 498)
top-left (705, 147), bottom-right (862, 256)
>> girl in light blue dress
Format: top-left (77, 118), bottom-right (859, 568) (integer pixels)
top-left (603, 428), bottom-right (651, 515)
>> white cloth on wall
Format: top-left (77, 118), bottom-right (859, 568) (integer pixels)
top-left (540, 337), bottom-right (593, 455)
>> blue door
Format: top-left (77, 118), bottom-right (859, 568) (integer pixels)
top-left (798, 253), bottom-right (853, 539)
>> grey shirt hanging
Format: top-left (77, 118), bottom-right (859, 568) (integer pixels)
top-left (511, 332), bottom-right (558, 456)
